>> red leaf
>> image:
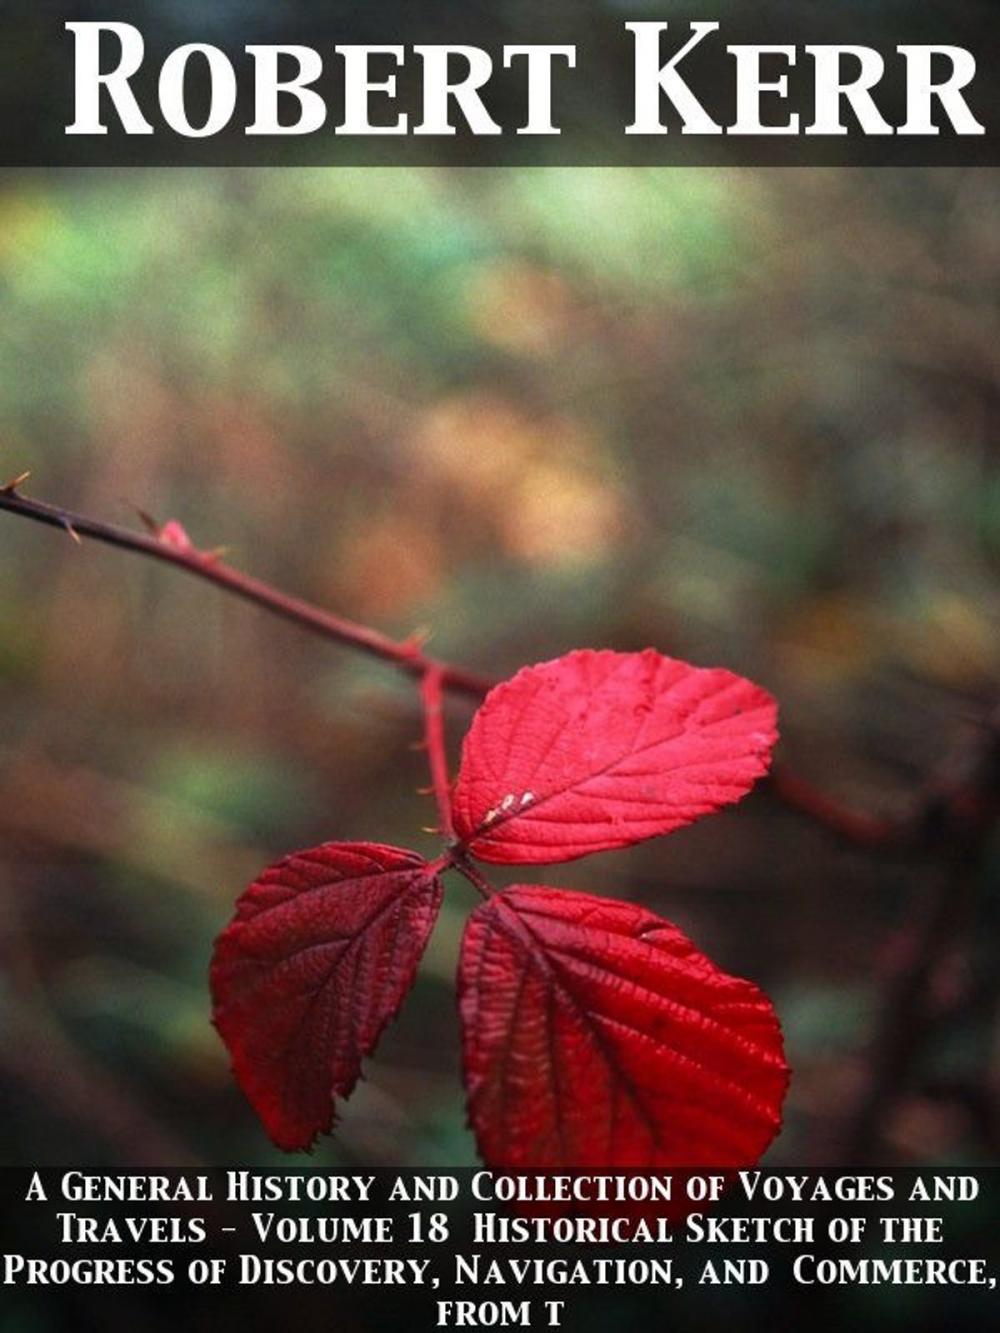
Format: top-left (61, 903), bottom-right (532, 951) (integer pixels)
top-left (211, 841), bottom-right (442, 1151)
top-left (452, 649), bottom-right (778, 864)
top-left (459, 885), bottom-right (788, 1170)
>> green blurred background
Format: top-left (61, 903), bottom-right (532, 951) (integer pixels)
top-left (0, 167), bottom-right (998, 1173)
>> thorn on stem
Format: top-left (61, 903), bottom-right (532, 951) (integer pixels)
top-left (1, 470), bottom-right (31, 495)
top-left (63, 519), bottom-right (82, 545)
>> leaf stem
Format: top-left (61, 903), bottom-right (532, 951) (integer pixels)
top-left (419, 665), bottom-right (455, 841)
top-left (0, 479), bottom-right (914, 850)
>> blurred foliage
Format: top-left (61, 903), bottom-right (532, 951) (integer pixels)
top-left (0, 167), bottom-right (998, 1184)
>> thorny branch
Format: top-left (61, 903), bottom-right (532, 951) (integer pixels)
top-left (0, 478), bottom-right (908, 848)
top-left (419, 666), bottom-right (455, 842)
top-left (3, 476), bottom-right (999, 1158)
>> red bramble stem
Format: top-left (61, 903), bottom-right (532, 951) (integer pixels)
top-left (0, 485), bottom-right (491, 699)
top-left (0, 480), bottom-right (902, 848)
top-left (769, 767), bottom-right (905, 849)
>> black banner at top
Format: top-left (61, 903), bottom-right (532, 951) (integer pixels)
top-left (2, 0), bottom-right (1000, 166)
